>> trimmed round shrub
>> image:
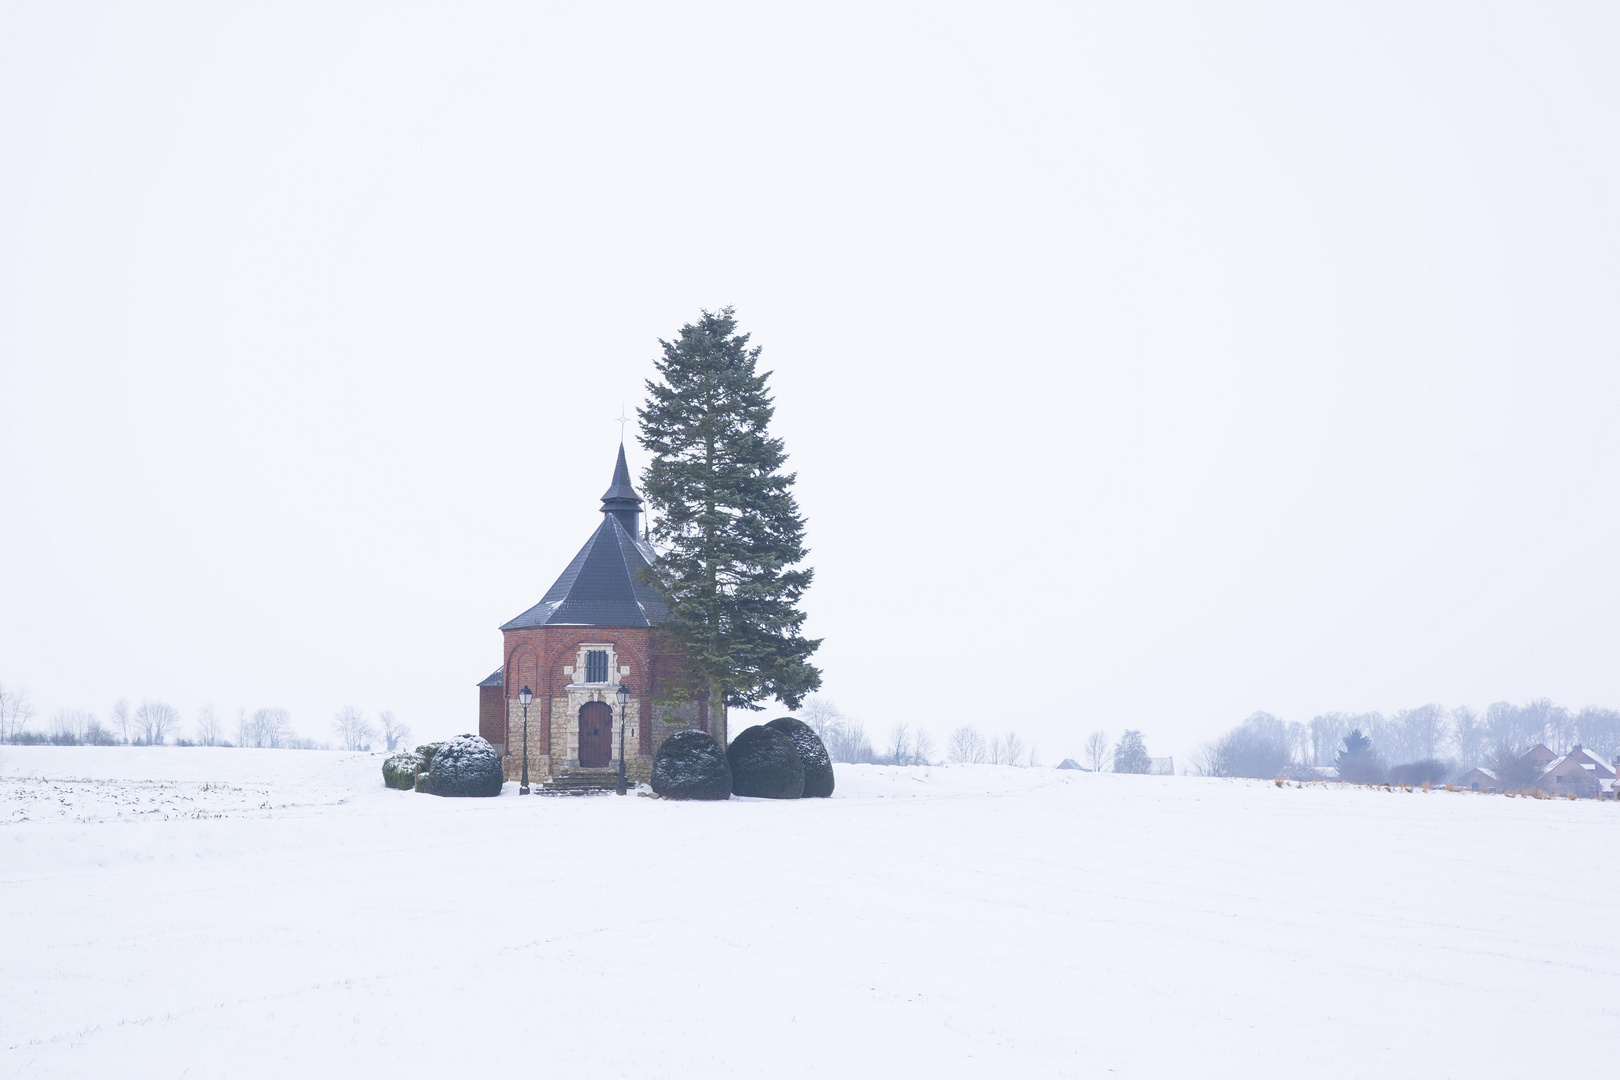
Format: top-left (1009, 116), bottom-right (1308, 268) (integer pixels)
top-left (650, 729), bottom-right (733, 800)
top-left (415, 742), bottom-right (446, 771)
top-left (382, 749), bottom-right (424, 790)
top-left (766, 717), bottom-right (834, 798)
top-left (424, 734), bottom-right (503, 798)
top-left (728, 725), bottom-right (805, 799)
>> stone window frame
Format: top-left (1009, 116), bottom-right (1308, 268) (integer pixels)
top-left (563, 643), bottom-right (627, 689)
top-left (559, 642), bottom-right (636, 768)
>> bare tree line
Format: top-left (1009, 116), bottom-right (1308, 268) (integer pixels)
top-left (328, 707), bottom-right (410, 752)
top-left (799, 697), bottom-right (877, 763)
top-left (0, 681), bottom-right (37, 742)
top-left (945, 725), bottom-right (1043, 766)
top-left (1195, 699), bottom-right (1620, 780)
top-left (796, 696), bottom-right (1050, 768)
top-left (0, 680), bottom-right (409, 752)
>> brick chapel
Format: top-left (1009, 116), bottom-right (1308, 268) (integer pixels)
top-left (476, 446), bottom-right (720, 788)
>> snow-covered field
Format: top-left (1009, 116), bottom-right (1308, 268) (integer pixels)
top-left (2, 747), bottom-right (1615, 1078)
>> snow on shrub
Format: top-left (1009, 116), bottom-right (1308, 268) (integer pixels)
top-left (382, 749), bottom-right (423, 790)
top-left (765, 717), bottom-right (834, 798)
top-left (728, 725), bottom-right (805, 799)
top-left (424, 735), bottom-right (503, 798)
top-left (415, 742), bottom-right (446, 770)
top-left (650, 729), bottom-right (732, 800)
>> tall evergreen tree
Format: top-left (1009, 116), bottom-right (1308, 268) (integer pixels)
top-left (638, 308), bottom-right (822, 732)
top-left (1335, 729), bottom-right (1386, 784)
top-left (1112, 729), bottom-right (1152, 774)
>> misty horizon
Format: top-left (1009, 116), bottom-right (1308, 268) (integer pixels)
top-left (5, 5), bottom-right (1618, 767)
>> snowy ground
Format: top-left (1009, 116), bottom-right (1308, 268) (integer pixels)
top-left (2, 747), bottom-right (1615, 1078)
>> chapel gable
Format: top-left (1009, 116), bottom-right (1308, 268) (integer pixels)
top-left (475, 445), bottom-right (720, 791)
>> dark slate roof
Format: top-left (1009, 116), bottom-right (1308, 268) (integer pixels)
top-left (477, 667), bottom-right (503, 688)
top-left (500, 501), bottom-right (666, 630)
top-left (601, 443), bottom-right (640, 505)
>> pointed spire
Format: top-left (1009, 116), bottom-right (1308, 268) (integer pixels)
top-left (602, 443), bottom-right (637, 502)
top-left (600, 444), bottom-right (643, 536)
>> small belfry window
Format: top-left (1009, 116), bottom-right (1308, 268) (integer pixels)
top-left (584, 650), bottom-right (609, 684)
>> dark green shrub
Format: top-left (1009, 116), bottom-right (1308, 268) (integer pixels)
top-left (766, 717), bottom-right (834, 798)
top-left (1389, 758), bottom-right (1451, 787)
top-left (382, 749), bottom-right (424, 790)
top-left (651, 729), bottom-right (732, 800)
top-left (424, 735), bottom-right (503, 797)
top-left (728, 725), bottom-right (805, 799)
top-left (415, 742), bottom-right (446, 770)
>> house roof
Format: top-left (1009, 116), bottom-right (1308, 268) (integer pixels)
top-left (1523, 743), bottom-right (1558, 765)
top-left (1569, 747), bottom-right (1615, 777)
top-left (1540, 748), bottom-right (1615, 780)
top-left (500, 451), bottom-right (667, 631)
top-left (477, 667), bottom-right (503, 688)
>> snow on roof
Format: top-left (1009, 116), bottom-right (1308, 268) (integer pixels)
top-left (1570, 747), bottom-right (1616, 775)
top-left (1539, 749), bottom-right (1617, 780)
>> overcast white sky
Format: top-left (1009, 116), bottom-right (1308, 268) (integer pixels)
top-left (3, 3), bottom-right (1617, 762)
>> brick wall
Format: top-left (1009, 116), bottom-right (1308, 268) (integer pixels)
top-left (488, 623), bottom-right (730, 784)
top-left (492, 624), bottom-right (681, 782)
top-left (478, 684), bottom-right (506, 754)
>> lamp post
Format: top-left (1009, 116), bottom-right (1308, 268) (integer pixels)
top-left (518, 685), bottom-right (534, 795)
top-left (616, 680), bottom-right (631, 796)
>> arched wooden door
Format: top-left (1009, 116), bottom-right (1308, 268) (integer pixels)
top-left (578, 701), bottom-right (612, 767)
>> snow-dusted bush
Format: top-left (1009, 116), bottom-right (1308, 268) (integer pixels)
top-left (1389, 758), bottom-right (1451, 787)
top-left (766, 717), bottom-right (834, 798)
top-left (423, 735), bottom-right (503, 798)
top-left (415, 742), bottom-right (446, 770)
top-left (382, 749), bottom-right (423, 790)
top-left (728, 725), bottom-right (805, 799)
top-left (650, 729), bottom-right (732, 800)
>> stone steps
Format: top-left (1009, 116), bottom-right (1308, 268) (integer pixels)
top-left (533, 773), bottom-right (626, 796)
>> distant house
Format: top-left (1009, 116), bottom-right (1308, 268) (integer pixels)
top-left (1056, 759), bottom-right (1083, 771)
top-left (1521, 743), bottom-right (1560, 772)
top-left (1465, 745), bottom-right (1620, 798)
top-left (1534, 746), bottom-right (1616, 798)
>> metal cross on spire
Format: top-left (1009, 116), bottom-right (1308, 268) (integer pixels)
top-left (614, 404), bottom-right (632, 444)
